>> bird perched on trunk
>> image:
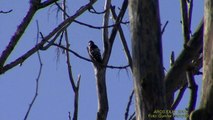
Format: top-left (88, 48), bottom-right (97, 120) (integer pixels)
top-left (87, 40), bottom-right (102, 63)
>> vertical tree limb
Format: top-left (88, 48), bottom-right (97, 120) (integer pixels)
top-left (102, 0), bottom-right (111, 53)
top-left (128, 0), bottom-right (166, 119)
top-left (94, 1), bottom-right (128, 120)
top-left (95, 68), bottom-right (108, 120)
top-left (180, 0), bottom-right (190, 44)
top-left (190, 0), bottom-right (213, 120)
top-left (61, 1), bottom-right (81, 120)
top-left (187, 0), bottom-right (193, 29)
top-left (186, 69), bottom-right (197, 120)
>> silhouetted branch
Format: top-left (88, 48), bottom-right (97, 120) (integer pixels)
top-left (0, 2), bottom-right (38, 69)
top-left (129, 112), bottom-right (135, 120)
top-left (55, 2), bottom-right (128, 30)
top-left (171, 83), bottom-right (187, 110)
top-left (74, 19), bottom-right (129, 29)
top-left (68, 112), bottom-right (72, 120)
top-left (0, 0), bottom-right (97, 74)
top-left (186, 69), bottom-right (198, 119)
top-left (187, 0), bottom-right (193, 32)
top-left (61, 1), bottom-right (81, 119)
top-left (88, 6), bottom-right (107, 14)
top-left (180, 0), bottom-right (191, 44)
top-left (24, 21), bottom-right (43, 120)
top-left (161, 21), bottom-right (169, 35)
top-left (38, 0), bottom-right (59, 9)
top-left (73, 75), bottom-right (81, 120)
top-left (110, 3), bottom-right (132, 69)
top-left (0, 9), bottom-right (12, 14)
top-left (170, 51), bottom-right (175, 66)
top-left (125, 90), bottom-right (134, 120)
top-left (103, 0), bottom-right (128, 63)
top-left (88, 7), bottom-right (106, 14)
top-left (23, 50), bottom-right (43, 120)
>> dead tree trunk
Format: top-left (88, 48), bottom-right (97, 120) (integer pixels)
top-left (190, 0), bottom-right (213, 120)
top-left (94, 66), bottom-right (108, 120)
top-left (128, 0), bottom-right (167, 120)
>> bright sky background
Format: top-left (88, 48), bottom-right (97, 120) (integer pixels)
top-left (0, 0), bottom-right (203, 120)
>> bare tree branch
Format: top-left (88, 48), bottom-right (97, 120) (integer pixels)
top-left (161, 21), bottom-right (169, 35)
top-left (23, 20), bottom-right (43, 120)
top-left (103, 0), bottom-right (128, 64)
top-left (180, 0), bottom-right (191, 44)
top-left (171, 83), bottom-right (187, 110)
top-left (61, 1), bottom-right (81, 119)
top-left (0, 3), bottom-right (38, 68)
top-left (128, 112), bottom-right (135, 120)
top-left (68, 112), bottom-right (72, 120)
top-left (55, 2), bottom-right (128, 30)
top-left (165, 20), bottom-right (203, 107)
top-left (125, 90), bottom-right (134, 120)
top-left (103, 0), bottom-right (111, 46)
top-left (187, 0), bottom-right (193, 33)
top-left (38, 0), bottom-right (59, 9)
top-left (110, 4), bottom-right (132, 69)
top-left (170, 51), bottom-right (175, 66)
top-left (88, 6), bottom-right (107, 14)
top-left (0, 9), bottom-right (12, 14)
top-left (0, 0), bottom-right (97, 74)
top-left (73, 75), bottom-right (81, 120)
top-left (186, 68), bottom-right (198, 119)
top-left (23, 50), bottom-right (43, 120)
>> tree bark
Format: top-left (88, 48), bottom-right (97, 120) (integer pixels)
top-left (190, 0), bottom-right (213, 119)
top-left (128, 0), bottom-right (167, 120)
top-left (94, 67), bottom-right (108, 120)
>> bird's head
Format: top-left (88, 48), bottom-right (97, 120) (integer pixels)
top-left (88, 40), bottom-right (94, 46)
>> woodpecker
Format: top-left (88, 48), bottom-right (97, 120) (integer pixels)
top-left (87, 40), bottom-right (102, 63)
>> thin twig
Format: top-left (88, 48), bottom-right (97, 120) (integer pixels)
top-left (38, 0), bottom-right (59, 9)
top-left (61, 1), bottom-right (80, 119)
top-left (171, 83), bottom-right (187, 110)
top-left (125, 90), bottom-right (134, 120)
top-left (0, 9), bottom-right (13, 14)
top-left (161, 21), bottom-right (169, 35)
top-left (55, 2), bottom-right (128, 30)
top-left (128, 112), bottom-right (135, 120)
top-left (68, 112), bottom-right (72, 120)
top-left (23, 20), bottom-right (43, 120)
top-left (88, 6), bottom-right (107, 14)
top-left (170, 51), bottom-right (175, 66)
